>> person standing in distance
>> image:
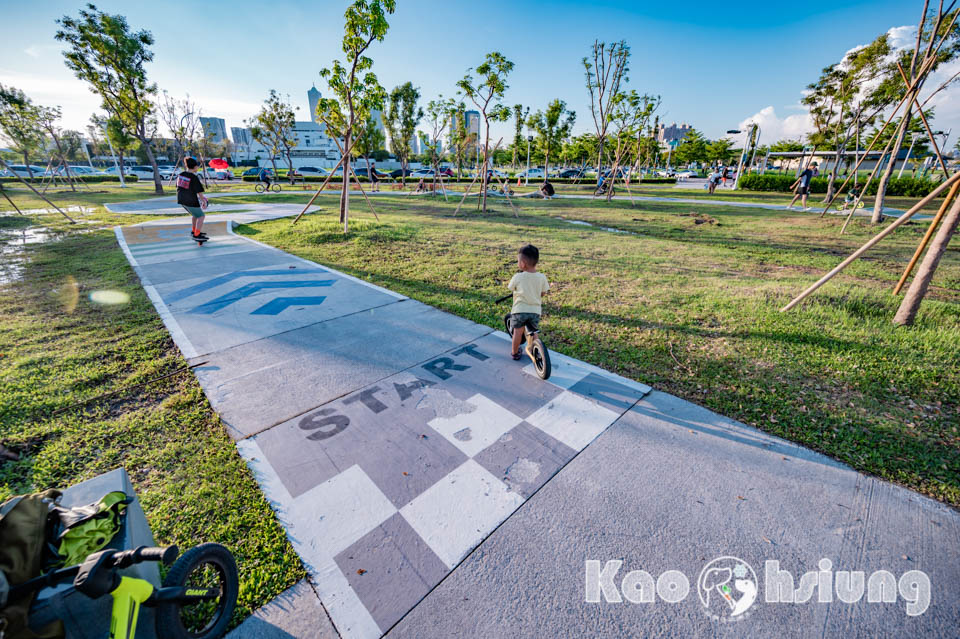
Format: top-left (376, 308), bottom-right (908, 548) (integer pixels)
top-left (177, 157), bottom-right (209, 239)
top-left (787, 161), bottom-right (818, 211)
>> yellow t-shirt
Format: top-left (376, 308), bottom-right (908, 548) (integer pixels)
top-left (508, 271), bottom-right (549, 314)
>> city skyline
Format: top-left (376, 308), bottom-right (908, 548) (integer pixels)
top-left (1, 1), bottom-right (956, 150)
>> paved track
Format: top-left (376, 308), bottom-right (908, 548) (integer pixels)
top-left (113, 206), bottom-right (958, 639)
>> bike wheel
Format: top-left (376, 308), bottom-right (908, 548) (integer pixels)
top-left (529, 338), bottom-right (551, 380)
top-left (271, 184), bottom-right (282, 192)
top-left (857, 201), bottom-right (865, 209)
top-left (156, 543), bottom-right (238, 639)
top-left (255, 184), bottom-right (265, 193)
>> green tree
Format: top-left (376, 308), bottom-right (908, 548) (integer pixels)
top-left (353, 115), bottom-right (386, 181)
top-left (248, 90), bottom-right (297, 177)
top-left (511, 104), bottom-right (528, 169)
top-left (419, 97), bottom-right (453, 192)
top-left (458, 52), bottom-right (514, 213)
top-left (383, 82), bottom-right (423, 188)
top-left (59, 130), bottom-right (84, 163)
top-left (56, 5), bottom-right (165, 193)
top-left (449, 101), bottom-right (473, 179)
top-left (315, 0), bottom-right (395, 230)
top-left (583, 40), bottom-right (630, 183)
top-left (527, 99), bottom-right (576, 177)
top-left (37, 106), bottom-right (79, 190)
top-left (673, 129), bottom-right (708, 166)
top-left (706, 138), bottom-right (735, 165)
top-left (0, 84), bottom-right (45, 177)
top-left (104, 115), bottom-right (139, 177)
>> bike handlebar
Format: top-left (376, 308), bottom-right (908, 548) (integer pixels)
top-left (495, 294), bottom-right (512, 304)
top-left (112, 545), bottom-right (179, 568)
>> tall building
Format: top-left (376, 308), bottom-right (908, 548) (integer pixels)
top-left (465, 110), bottom-right (480, 137)
top-left (408, 135), bottom-right (418, 155)
top-left (308, 85), bottom-right (321, 123)
top-left (231, 127), bottom-right (254, 162)
top-left (369, 108), bottom-right (385, 133)
top-left (246, 120), bottom-right (341, 168)
top-left (657, 122), bottom-right (692, 145)
top-left (199, 117), bottom-right (227, 144)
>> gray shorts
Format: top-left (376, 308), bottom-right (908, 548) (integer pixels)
top-left (182, 205), bottom-right (205, 218)
top-left (509, 312), bottom-right (540, 332)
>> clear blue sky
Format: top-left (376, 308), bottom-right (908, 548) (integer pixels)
top-left (1, 0), bottom-right (951, 147)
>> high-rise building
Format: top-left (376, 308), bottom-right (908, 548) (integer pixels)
top-left (231, 127), bottom-right (254, 162)
top-left (657, 122), bottom-right (692, 145)
top-left (200, 117), bottom-right (228, 144)
top-left (369, 108), bottom-right (385, 133)
top-left (465, 110), bottom-right (480, 137)
top-left (308, 85), bottom-right (321, 123)
top-left (409, 135), bottom-right (418, 155)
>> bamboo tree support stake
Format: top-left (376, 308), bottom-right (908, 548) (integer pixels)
top-left (0, 158), bottom-right (75, 223)
top-left (487, 170), bottom-right (520, 217)
top-left (346, 162), bottom-right (381, 222)
top-left (291, 153), bottom-right (348, 225)
top-left (817, 55), bottom-right (937, 218)
top-left (893, 178), bottom-right (960, 294)
top-left (436, 173), bottom-right (449, 201)
top-left (893, 190), bottom-right (960, 325)
top-left (780, 170), bottom-right (960, 312)
top-left (838, 132), bottom-right (898, 232)
top-left (896, 62), bottom-right (952, 177)
top-left (453, 171), bottom-right (481, 217)
top-left (0, 185), bottom-right (23, 214)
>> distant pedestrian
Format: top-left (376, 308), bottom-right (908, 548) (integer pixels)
top-left (787, 162), bottom-right (818, 211)
top-left (370, 162), bottom-right (380, 192)
top-left (539, 179), bottom-right (555, 200)
top-left (721, 166), bottom-right (731, 187)
top-left (707, 168), bottom-right (722, 194)
top-left (177, 157), bottom-right (209, 240)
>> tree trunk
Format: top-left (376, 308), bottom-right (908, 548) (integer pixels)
top-left (872, 106), bottom-right (911, 222)
top-left (340, 131), bottom-right (351, 228)
top-left (401, 155), bottom-right (406, 188)
top-left (893, 193), bottom-right (960, 325)
top-left (595, 139), bottom-right (604, 186)
top-left (544, 140), bottom-right (550, 179)
top-left (139, 137), bottom-right (164, 195)
top-left (48, 129), bottom-right (76, 192)
top-left (23, 152), bottom-right (33, 179)
top-left (824, 145), bottom-right (844, 202)
top-left (481, 120), bottom-right (490, 213)
top-left (118, 151), bottom-right (125, 179)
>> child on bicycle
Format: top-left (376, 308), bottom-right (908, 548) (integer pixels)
top-left (507, 244), bottom-right (550, 360)
top-left (844, 184), bottom-right (861, 208)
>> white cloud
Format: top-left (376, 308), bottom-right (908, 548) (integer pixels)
top-left (732, 106), bottom-right (812, 145)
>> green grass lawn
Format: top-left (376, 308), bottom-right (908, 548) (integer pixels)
top-left (0, 182), bottom-right (957, 629)
top-left (0, 207), bottom-right (305, 625)
top-left (231, 191), bottom-right (959, 505)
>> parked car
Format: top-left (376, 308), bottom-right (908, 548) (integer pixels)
top-left (412, 167), bottom-right (453, 178)
top-left (557, 168), bottom-right (584, 179)
top-left (515, 167), bottom-right (545, 179)
top-left (674, 169), bottom-right (698, 179)
top-left (297, 166), bottom-right (329, 175)
top-left (201, 168), bottom-right (233, 180)
top-left (389, 168), bottom-right (414, 178)
top-left (5, 164), bottom-right (48, 178)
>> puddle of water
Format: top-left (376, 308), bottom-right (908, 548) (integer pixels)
top-left (556, 217), bottom-right (635, 235)
top-left (0, 226), bottom-right (62, 285)
top-left (16, 205), bottom-right (96, 216)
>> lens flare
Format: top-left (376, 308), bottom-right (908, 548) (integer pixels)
top-left (89, 290), bottom-right (130, 305)
top-left (56, 275), bottom-right (79, 313)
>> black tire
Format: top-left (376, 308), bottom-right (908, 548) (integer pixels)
top-left (530, 338), bottom-right (551, 380)
top-left (271, 184), bottom-right (282, 192)
top-left (156, 543), bottom-right (238, 639)
top-left (503, 312), bottom-right (513, 335)
top-left (255, 183), bottom-right (265, 193)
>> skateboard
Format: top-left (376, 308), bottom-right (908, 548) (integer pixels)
top-left (192, 235), bottom-right (208, 246)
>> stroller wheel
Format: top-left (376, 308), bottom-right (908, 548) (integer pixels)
top-left (503, 312), bottom-right (513, 335)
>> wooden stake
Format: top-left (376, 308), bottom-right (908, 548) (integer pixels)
top-left (896, 62), bottom-right (951, 177)
top-left (816, 54), bottom-right (937, 217)
top-left (838, 132), bottom-right (898, 232)
top-left (780, 170), bottom-right (960, 312)
top-left (291, 154), bottom-right (348, 225)
top-left (893, 178), bottom-right (960, 294)
top-left (0, 185), bottom-right (23, 214)
top-left (453, 172), bottom-right (481, 217)
top-left (893, 189), bottom-right (960, 325)
top-left (0, 158), bottom-right (75, 223)
top-left (346, 162), bottom-right (381, 221)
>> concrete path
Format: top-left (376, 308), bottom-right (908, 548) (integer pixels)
top-left (114, 206), bottom-right (959, 638)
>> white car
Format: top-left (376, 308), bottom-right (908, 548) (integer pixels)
top-left (515, 168), bottom-right (545, 178)
top-left (200, 168), bottom-right (233, 180)
top-left (102, 166), bottom-right (154, 180)
top-left (674, 169), bottom-right (698, 179)
top-left (50, 165), bottom-right (104, 177)
top-left (5, 164), bottom-right (48, 178)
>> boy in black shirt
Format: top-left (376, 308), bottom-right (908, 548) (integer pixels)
top-left (177, 157), bottom-right (209, 239)
top-left (787, 161), bottom-right (817, 211)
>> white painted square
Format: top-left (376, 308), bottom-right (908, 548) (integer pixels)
top-left (523, 357), bottom-right (590, 390)
top-left (289, 464), bottom-right (397, 557)
top-left (428, 393), bottom-right (523, 458)
top-left (525, 390), bottom-right (620, 451)
top-left (400, 459), bottom-right (524, 569)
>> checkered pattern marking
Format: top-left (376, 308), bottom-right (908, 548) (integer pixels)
top-left (243, 332), bottom-right (649, 637)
